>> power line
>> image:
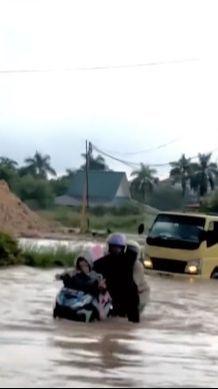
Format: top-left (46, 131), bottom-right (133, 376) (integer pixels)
top-left (93, 144), bottom-right (171, 169)
top-left (101, 138), bottom-right (180, 156)
top-left (93, 143), bottom-right (218, 170)
top-left (93, 145), bottom-right (140, 169)
top-left (0, 58), bottom-right (199, 75)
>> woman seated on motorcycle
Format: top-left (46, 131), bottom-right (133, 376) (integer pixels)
top-left (55, 254), bottom-right (111, 322)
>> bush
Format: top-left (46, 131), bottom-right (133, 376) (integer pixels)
top-left (16, 175), bottom-right (55, 209)
top-left (23, 246), bottom-right (77, 268)
top-left (0, 232), bottom-right (23, 266)
top-left (0, 232), bottom-right (77, 268)
top-left (201, 190), bottom-right (218, 213)
top-left (40, 207), bottom-right (81, 228)
top-left (147, 185), bottom-right (184, 211)
top-left (0, 167), bottom-right (17, 191)
top-left (50, 177), bottom-right (72, 197)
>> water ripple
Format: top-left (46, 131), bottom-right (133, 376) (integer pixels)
top-left (0, 268), bottom-right (218, 388)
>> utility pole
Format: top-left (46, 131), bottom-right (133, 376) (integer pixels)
top-left (80, 140), bottom-right (92, 233)
top-left (85, 140), bottom-right (91, 231)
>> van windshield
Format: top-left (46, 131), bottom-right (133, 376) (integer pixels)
top-left (147, 214), bottom-right (206, 250)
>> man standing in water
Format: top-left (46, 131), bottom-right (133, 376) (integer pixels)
top-left (93, 233), bottom-right (141, 323)
top-left (126, 241), bottom-right (150, 313)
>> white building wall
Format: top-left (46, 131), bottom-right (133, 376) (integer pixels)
top-left (115, 177), bottom-right (131, 198)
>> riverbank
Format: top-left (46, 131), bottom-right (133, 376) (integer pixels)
top-left (0, 232), bottom-right (78, 268)
top-left (0, 180), bottom-right (156, 240)
top-left (10, 209), bottom-right (153, 242)
top-left (0, 231), bottom-right (147, 269)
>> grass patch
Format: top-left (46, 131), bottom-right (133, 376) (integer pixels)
top-left (0, 232), bottom-right (24, 267)
top-left (23, 246), bottom-right (77, 269)
top-left (39, 206), bottom-right (155, 234)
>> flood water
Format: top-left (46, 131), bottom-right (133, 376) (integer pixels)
top-left (1, 267), bottom-right (218, 388)
top-left (19, 237), bottom-right (99, 252)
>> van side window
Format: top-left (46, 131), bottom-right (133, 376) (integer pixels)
top-left (207, 221), bottom-right (218, 247)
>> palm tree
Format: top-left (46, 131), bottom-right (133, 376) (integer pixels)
top-left (131, 164), bottom-right (158, 202)
top-left (81, 154), bottom-right (109, 171)
top-left (24, 152), bottom-right (56, 179)
top-left (190, 153), bottom-right (218, 197)
top-left (170, 154), bottom-right (192, 196)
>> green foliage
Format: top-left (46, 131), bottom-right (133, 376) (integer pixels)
top-left (170, 153), bottom-right (218, 197)
top-left (170, 154), bottom-right (192, 196)
top-left (0, 157), bottom-right (18, 171)
top-left (50, 176), bottom-right (72, 197)
top-left (0, 152), bottom-right (57, 208)
top-left (0, 167), bottom-right (16, 188)
top-left (40, 207), bottom-right (81, 227)
top-left (91, 203), bottom-right (144, 216)
top-left (1, 149), bottom-right (218, 221)
top-left (0, 232), bottom-right (23, 266)
top-left (39, 206), bottom-right (153, 233)
top-left (16, 175), bottom-right (55, 209)
top-left (0, 157), bottom-right (18, 190)
top-left (147, 184), bottom-right (184, 211)
top-left (90, 213), bottom-right (150, 233)
top-left (23, 246), bottom-right (77, 268)
top-left (0, 231), bottom-right (77, 268)
top-left (190, 153), bottom-right (218, 197)
top-left (81, 154), bottom-right (109, 171)
top-left (200, 190), bottom-right (218, 213)
top-left (24, 152), bottom-right (56, 179)
top-left (131, 164), bottom-right (158, 202)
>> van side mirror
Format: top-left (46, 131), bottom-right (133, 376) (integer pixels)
top-left (138, 224), bottom-right (145, 235)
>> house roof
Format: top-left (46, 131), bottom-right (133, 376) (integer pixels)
top-left (68, 171), bottom-right (128, 201)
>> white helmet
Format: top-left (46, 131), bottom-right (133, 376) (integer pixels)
top-left (107, 233), bottom-right (127, 247)
top-left (127, 240), bottom-right (141, 259)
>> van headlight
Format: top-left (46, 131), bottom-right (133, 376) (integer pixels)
top-left (144, 257), bottom-right (153, 269)
top-left (185, 260), bottom-right (201, 275)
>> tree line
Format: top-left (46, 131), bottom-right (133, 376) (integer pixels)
top-left (130, 153), bottom-right (218, 201)
top-left (0, 151), bottom-right (217, 211)
top-left (0, 152), bottom-right (109, 209)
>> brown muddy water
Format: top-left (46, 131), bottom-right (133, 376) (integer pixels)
top-left (1, 267), bottom-right (218, 388)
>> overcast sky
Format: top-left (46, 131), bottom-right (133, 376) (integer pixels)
top-left (0, 0), bottom-right (218, 177)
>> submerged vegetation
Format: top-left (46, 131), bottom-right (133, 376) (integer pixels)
top-left (0, 232), bottom-right (23, 267)
top-left (0, 232), bottom-right (77, 268)
top-left (23, 246), bottom-right (77, 269)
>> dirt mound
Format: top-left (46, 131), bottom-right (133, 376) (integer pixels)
top-left (0, 181), bottom-right (50, 236)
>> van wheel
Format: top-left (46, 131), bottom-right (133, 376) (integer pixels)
top-left (211, 268), bottom-right (218, 279)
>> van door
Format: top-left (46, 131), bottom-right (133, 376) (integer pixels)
top-left (204, 221), bottom-right (218, 277)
